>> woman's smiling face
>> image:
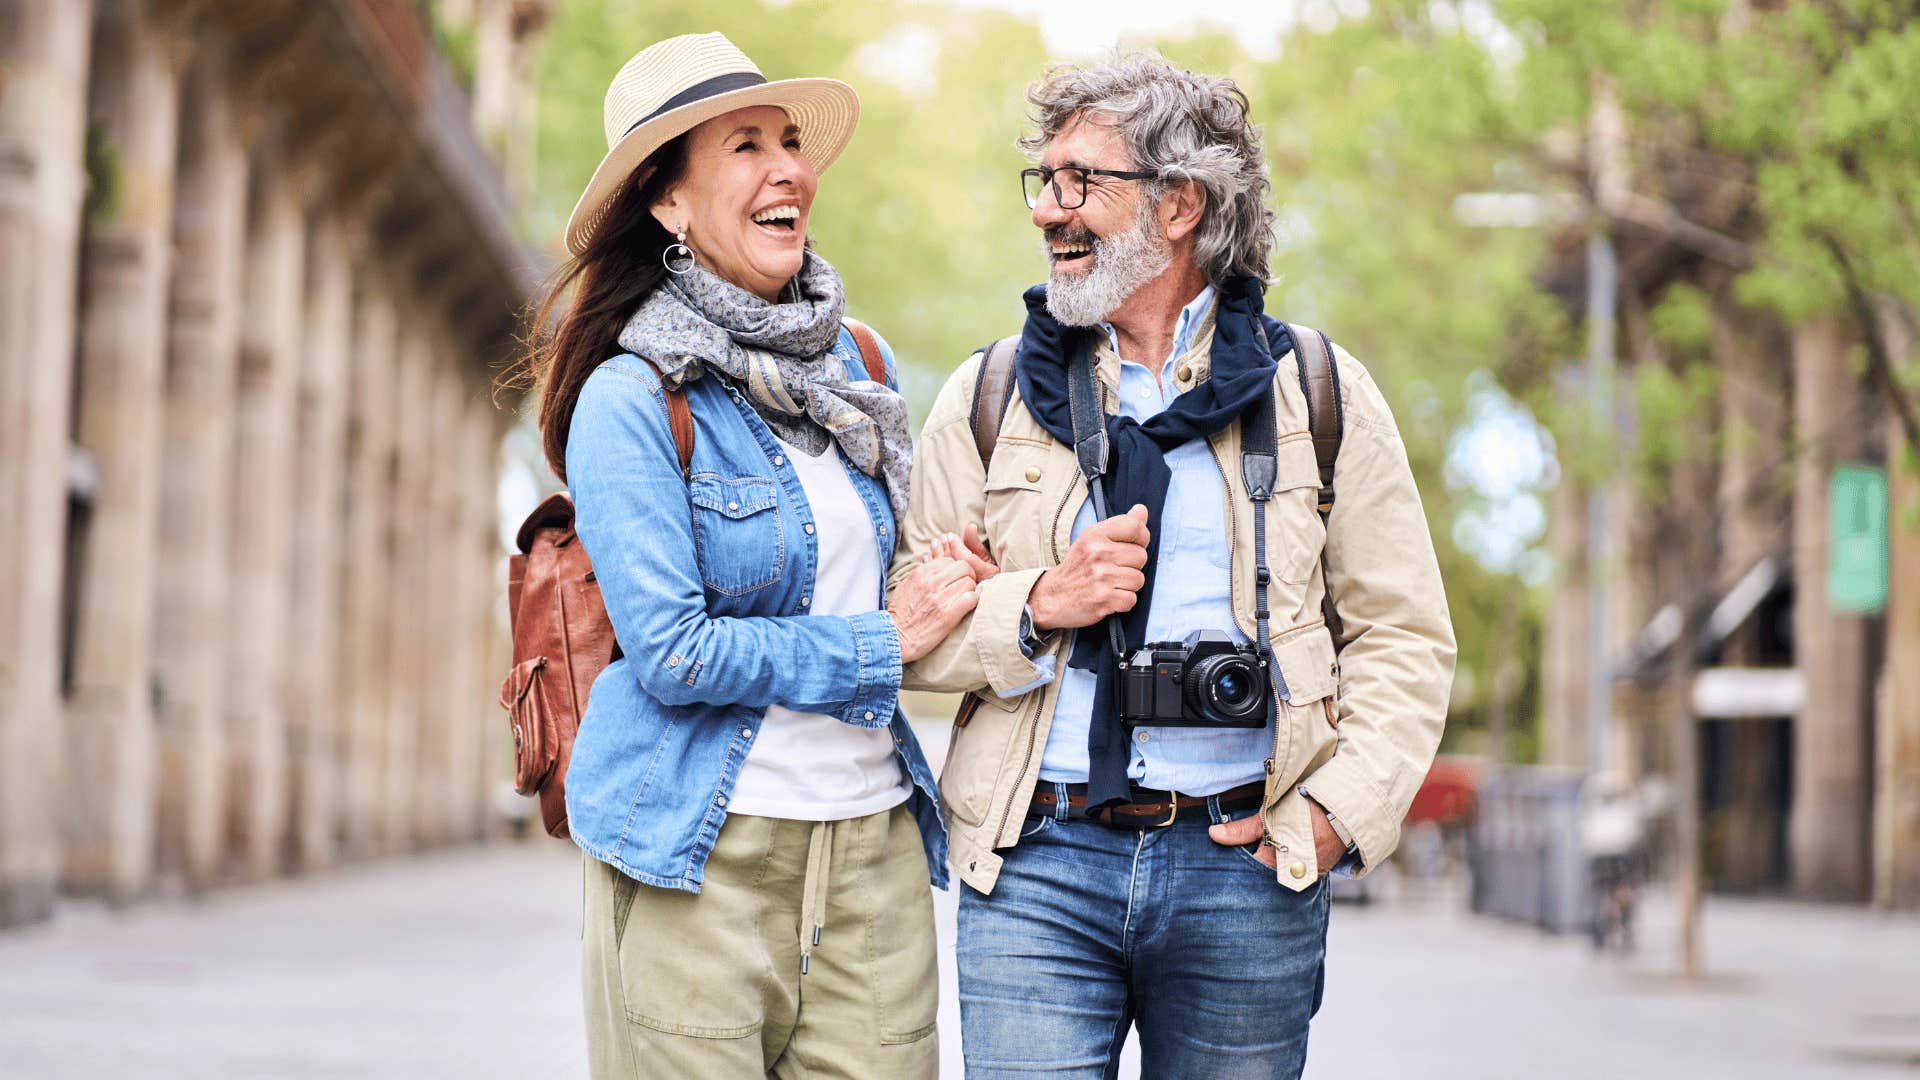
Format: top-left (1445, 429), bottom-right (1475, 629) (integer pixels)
top-left (650, 105), bottom-right (818, 301)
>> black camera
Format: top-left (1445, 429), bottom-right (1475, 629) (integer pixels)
top-left (1118, 630), bottom-right (1269, 728)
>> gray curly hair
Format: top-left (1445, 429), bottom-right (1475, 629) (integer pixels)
top-left (1019, 52), bottom-right (1275, 285)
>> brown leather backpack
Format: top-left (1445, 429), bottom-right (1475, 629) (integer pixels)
top-left (499, 319), bottom-right (888, 838)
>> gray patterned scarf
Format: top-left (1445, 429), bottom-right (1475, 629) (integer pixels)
top-left (617, 250), bottom-right (913, 517)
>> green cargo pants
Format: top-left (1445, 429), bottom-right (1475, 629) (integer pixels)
top-left (582, 803), bottom-right (939, 1079)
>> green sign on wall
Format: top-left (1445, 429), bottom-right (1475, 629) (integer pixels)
top-left (1829, 463), bottom-right (1888, 614)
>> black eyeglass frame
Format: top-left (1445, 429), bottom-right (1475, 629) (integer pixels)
top-left (1020, 166), bottom-right (1161, 210)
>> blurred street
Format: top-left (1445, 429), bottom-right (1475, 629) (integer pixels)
top-left (2, 839), bottom-right (1914, 1079)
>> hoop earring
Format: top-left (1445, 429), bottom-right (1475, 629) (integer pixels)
top-left (662, 231), bottom-right (695, 275)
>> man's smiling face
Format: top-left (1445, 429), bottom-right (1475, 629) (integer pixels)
top-left (1030, 113), bottom-right (1171, 326)
top-left (1031, 114), bottom-right (1140, 277)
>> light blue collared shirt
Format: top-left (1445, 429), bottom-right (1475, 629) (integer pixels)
top-left (1014, 285), bottom-right (1275, 796)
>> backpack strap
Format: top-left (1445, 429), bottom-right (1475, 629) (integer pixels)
top-left (969, 335), bottom-right (1020, 472)
top-left (639, 357), bottom-right (694, 480)
top-left (841, 317), bottom-right (889, 384)
top-left (1286, 323), bottom-right (1343, 513)
top-left (1283, 323), bottom-right (1346, 645)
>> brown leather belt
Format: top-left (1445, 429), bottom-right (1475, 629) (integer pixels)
top-left (1030, 780), bottom-right (1265, 828)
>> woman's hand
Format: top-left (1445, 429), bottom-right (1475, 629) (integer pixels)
top-left (889, 557), bottom-right (980, 663)
top-left (924, 523), bottom-right (998, 582)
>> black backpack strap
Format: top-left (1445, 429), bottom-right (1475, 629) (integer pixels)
top-left (969, 336), bottom-right (1020, 472)
top-left (1283, 323), bottom-right (1345, 645)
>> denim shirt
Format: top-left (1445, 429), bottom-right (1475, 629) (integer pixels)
top-left (564, 325), bottom-right (947, 893)
top-left (1025, 287), bottom-right (1277, 796)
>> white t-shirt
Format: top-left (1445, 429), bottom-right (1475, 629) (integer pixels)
top-left (726, 436), bottom-right (910, 821)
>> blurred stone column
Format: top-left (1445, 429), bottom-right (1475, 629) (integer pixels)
top-left (286, 217), bottom-right (353, 873)
top-left (0, 0), bottom-right (94, 927)
top-left (338, 274), bottom-right (398, 859)
top-left (381, 324), bottom-right (433, 853)
top-left (155, 55), bottom-right (247, 893)
top-left (477, 410), bottom-right (514, 840)
top-left (62, 0), bottom-right (182, 902)
top-left (1789, 318), bottom-right (1876, 900)
top-left (226, 157), bottom-right (306, 881)
top-left (461, 400), bottom-right (505, 840)
top-left (424, 361), bottom-right (465, 843)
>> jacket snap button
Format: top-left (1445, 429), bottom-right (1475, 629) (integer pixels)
top-left (1025, 466), bottom-right (1042, 483)
top-left (1176, 364), bottom-right (1192, 382)
top-left (1290, 862), bottom-right (1307, 879)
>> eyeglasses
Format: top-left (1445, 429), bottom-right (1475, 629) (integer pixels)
top-left (1020, 166), bottom-right (1160, 210)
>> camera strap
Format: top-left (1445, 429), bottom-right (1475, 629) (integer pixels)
top-left (1065, 338), bottom-right (1132, 665)
top-left (1243, 320), bottom-right (1291, 707)
top-left (1065, 333), bottom-right (1290, 710)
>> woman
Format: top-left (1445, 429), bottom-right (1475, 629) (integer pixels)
top-left (523, 34), bottom-right (971, 1079)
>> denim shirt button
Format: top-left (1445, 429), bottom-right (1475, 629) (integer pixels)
top-left (727, 501), bottom-right (739, 511)
top-left (863, 711), bottom-right (875, 721)
top-left (716, 795), bottom-right (728, 808)
top-left (772, 455), bottom-right (785, 467)
top-left (740, 727), bottom-right (753, 739)
top-left (801, 595), bottom-right (811, 606)
top-left (804, 523), bottom-right (815, 535)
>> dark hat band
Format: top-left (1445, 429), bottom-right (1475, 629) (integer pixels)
top-left (624, 71), bottom-right (769, 137)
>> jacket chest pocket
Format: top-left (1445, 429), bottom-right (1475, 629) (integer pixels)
top-left (1266, 436), bottom-right (1328, 585)
top-left (981, 439), bottom-right (1066, 571)
top-left (688, 474), bottom-right (783, 597)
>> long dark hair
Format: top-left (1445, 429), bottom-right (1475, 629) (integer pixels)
top-left (516, 136), bottom-right (689, 482)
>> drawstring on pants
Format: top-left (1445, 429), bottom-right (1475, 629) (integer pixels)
top-left (799, 819), bottom-right (834, 975)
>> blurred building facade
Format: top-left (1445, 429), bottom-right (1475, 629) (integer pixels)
top-left (0, 0), bottom-right (548, 928)
top-left (1536, 89), bottom-right (1920, 909)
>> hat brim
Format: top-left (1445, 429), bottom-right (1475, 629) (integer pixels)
top-left (563, 77), bottom-right (860, 256)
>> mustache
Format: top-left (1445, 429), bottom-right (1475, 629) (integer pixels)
top-left (1043, 226), bottom-right (1099, 247)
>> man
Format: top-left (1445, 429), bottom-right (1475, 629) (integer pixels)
top-left (891, 54), bottom-right (1454, 1078)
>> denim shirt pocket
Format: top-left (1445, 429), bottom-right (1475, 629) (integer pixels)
top-left (687, 473), bottom-right (783, 596)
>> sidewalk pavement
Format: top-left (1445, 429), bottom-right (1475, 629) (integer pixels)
top-left (0, 839), bottom-right (1914, 1078)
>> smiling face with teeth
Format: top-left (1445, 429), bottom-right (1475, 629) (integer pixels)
top-left (649, 105), bottom-right (818, 302)
top-left (1030, 113), bottom-right (1185, 327)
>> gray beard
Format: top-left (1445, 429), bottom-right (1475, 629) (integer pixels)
top-left (1043, 209), bottom-right (1172, 327)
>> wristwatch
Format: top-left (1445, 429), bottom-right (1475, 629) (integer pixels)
top-left (1018, 604), bottom-right (1052, 658)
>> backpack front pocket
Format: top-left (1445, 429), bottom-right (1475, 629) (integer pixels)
top-left (687, 474), bottom-right (784, 597)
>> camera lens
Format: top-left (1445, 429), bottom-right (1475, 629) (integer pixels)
top-left (1187, 653), bottom-right (1266, 724)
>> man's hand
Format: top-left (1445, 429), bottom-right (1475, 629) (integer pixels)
top-left (1206, 798), bottom-right (1345, 874)
top-left (1027, 504), bottom-right (1150, 631)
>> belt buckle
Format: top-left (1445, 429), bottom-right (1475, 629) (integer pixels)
top-left (1155, 789), bottom-right (1181, 828)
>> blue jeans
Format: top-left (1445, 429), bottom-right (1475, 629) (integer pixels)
top-left (956, 786), bottom-right (1330, 1079)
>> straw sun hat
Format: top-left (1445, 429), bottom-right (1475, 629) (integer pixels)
top-left (563, 32), bottom-right (861, 256)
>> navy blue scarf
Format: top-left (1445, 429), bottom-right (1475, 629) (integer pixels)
top-left (1013, 275), bottom-right (1288, 806)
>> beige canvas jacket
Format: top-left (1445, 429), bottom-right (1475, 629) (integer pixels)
top-left (889, 305), bottom-right (1455, 896)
